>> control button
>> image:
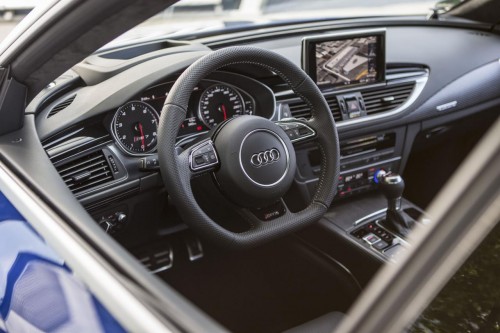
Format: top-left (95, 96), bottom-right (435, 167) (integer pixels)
top-left (363, 233), bottom-right (381, 245)
top-left (285, 129), bottom-right (297, 140)
top-left (373, 240), bottom-right (389, 250)
top-left (280, 104), bottom-right (292, 119)
top-left (199, 145), bottom-right (211, 154)
top-left (339, 100), bottom-right (347, 113)
top-left (140, 154), bottom-right (160, 170)
top-left (98, 220), bottom-right (113, 233)
top-left (189, 141), bottom-right (218, 171)
top-left (358, 97), bottom-right (366, 110)
top-left (278, 122), bottom-right (315, 142)
top-left (298, 126), bottom-right (313, 136)
top-left (116, 212), bottom-right (127, 223)
top-left (108, 155), bottom-right (119, 173)
top-left (208, 152), bottom-right (217, 163)
top-left (194, 155), bottom-right (205, 165)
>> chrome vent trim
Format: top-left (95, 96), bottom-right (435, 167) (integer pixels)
top-left (47, 94), bottom-right (76, 118)
top-left (55, 150), bottom-right (114, 194)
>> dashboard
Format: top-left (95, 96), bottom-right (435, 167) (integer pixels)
top-left (34, 23), bottom-right (500, 236)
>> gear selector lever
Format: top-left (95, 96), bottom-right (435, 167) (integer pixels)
top-left (375, 170), bottom-right (414, 237)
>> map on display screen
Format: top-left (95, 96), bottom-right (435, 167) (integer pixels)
top-left (315, 36), bottom-right (378, 86)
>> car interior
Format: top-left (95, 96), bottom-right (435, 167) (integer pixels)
top-left (10, 1), bottom-right (500, 332)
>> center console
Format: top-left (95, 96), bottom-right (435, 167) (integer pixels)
top-left (295, 140), bottom-right (428, 286)
top-left (295, 127), bottom-right (405, 202)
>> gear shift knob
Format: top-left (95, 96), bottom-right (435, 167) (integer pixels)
top-left (376, 170), bottom-right (405, 211)
top-left (375, 170), bottom-right (413, 236)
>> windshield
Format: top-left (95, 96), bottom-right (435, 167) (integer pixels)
top-left (105, 0), bottom-right (465, 48)
top-left (0, 0), bottom-right (466, 49)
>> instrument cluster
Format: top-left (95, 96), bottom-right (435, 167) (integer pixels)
top-left (110, 78), bottom-right (263, 156)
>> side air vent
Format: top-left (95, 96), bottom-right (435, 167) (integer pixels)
top-left (56, 150), bottom-right (114, 194)
top-left (47, 95), bottom-right (76, 118)
top-left (362, 83), bottom-right (415, 116)
top-left (284, 96), bottom-right (342, 121)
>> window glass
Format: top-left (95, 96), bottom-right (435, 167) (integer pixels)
top-left (409, 224), bottom-right (500, 332)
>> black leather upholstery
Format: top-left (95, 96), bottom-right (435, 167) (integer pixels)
top-left (283, 312), bottom-right (345, 333)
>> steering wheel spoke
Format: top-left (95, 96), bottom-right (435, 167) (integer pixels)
top-left (276, 119), bottom-right (317, 145)
top-left (248, 198), bottom-right (289, 223)
top-left (236, 199), bottom-right (294, 228)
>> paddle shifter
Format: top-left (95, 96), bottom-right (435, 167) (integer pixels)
top-left (375, 170), bottom-right (414, 237)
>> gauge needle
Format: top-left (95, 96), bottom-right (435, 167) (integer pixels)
top-left (138, 122), bottom-right (145, 149)
top-left (220, 104), bottom-right (227, 120)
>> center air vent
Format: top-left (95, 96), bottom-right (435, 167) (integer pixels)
top-left (288, 99), bottom-right (312, 119)
top-left (47, 95), bottom-right (76, 118)
top-left (362, 83), bottom-right (415, 116)
top-left (55, 150), bottom-right (114, 194)
top-left (282, 96), bottom-right (342, 121)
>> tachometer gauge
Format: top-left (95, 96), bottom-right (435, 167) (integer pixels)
top-left (198, 84), bottom-right (247, 128)
top-left (112, 101), bottom-right (159, 155)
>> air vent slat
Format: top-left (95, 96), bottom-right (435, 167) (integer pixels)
top-left (362, 83), bottom-right (415, 116)
top-left (69, 178), bottom-right (114, 193)
top-left (364, 96), bottom-right (410, 104)
top-left (47, 95), bottom-right (76, 118)
top-left (55, 150), bottom-right (114, 194)
top-left (62, 165), bottom-right (110, 182)
top-left (363, 89), bottom-right (413, 98)
top-left (363, 83), bottom-right (413, 95)
top-left (288, 100), bottom-right (312, 119)
top-left (58, 156), bottom-right (107, 176)
top-left (326, 98), bottom-right (342, 122)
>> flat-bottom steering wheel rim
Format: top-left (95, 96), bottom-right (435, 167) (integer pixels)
top-left (157, 46), bottom-right (340, 249)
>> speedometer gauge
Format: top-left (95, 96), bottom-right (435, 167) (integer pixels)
top-left (198, 84), bottom-right (248, 128)
top-left (112, 101), bottom-right (159, 155)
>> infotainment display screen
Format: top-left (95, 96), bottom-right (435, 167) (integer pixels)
top-left (302, 29), bottom-right (386, 89)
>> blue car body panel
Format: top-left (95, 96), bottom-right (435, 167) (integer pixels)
top-left (0, 192), bottom-right (125, 333)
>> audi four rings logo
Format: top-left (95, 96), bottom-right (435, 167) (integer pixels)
top-left (250, 148), bottom-right (280, 167)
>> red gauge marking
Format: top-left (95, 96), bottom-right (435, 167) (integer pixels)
top-left (221, 104), bottom-right (227, 121)
top-left (138, 122), bottom-right (145, 150)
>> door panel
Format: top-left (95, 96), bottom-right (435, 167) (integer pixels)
top-left (0, 192), bottom-right (125, 333)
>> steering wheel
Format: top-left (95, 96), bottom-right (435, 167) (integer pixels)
top-left (158, 46), bottom-right (339, 248)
